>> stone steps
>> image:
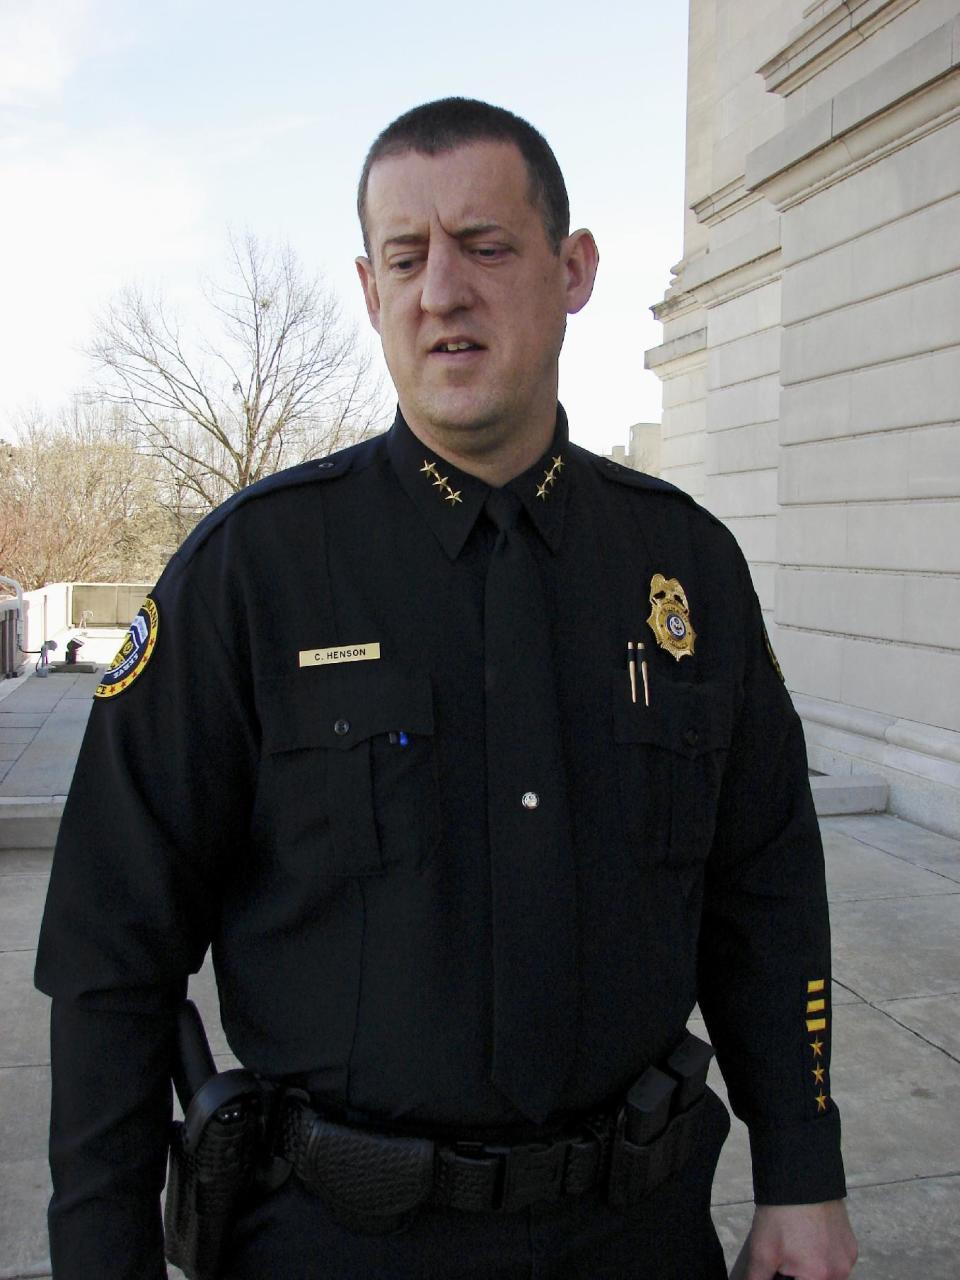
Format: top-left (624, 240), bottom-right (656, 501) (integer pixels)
top-left (0, 800), bottom-right (65, 850)
top-left (810, 772), bottom-right (888, 817)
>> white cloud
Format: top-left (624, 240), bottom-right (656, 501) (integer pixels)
top-left (0, 125), bottom-right (214, 423)
top-left (0, 0), bottom-right (102, 105)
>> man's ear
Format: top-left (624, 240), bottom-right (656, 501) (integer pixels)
top-left (561, 229), bottom-right (599, 316)
top-left (355, 256), bottom-right (382, 334)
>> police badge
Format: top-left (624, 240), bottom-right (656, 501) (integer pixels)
top-left (646, 574), bottom-right (696, 661)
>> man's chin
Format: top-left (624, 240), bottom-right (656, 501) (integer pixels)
top-left (409, 399), bottom-right (505, 446)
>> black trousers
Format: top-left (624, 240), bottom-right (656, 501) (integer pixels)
top-left (222, 1090), bottom-right (731, 1279)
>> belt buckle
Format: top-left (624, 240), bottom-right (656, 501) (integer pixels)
top-left (496, 1139), bottom-right (567, 1211)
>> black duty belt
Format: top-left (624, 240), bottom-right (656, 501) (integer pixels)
top-left (277, 1031), bottom-right (716, 1234)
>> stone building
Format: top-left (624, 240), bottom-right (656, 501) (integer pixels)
top-left (645, 0), bottom-right (960, 835)
top-left (605, 422), bottom-right (662, 475)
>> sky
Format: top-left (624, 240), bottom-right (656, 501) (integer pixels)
top-left (0, 0), bottom-right (690, 458)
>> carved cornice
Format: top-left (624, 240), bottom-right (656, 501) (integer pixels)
top-left (650, 220), bottom-right (783, 326)
top-left (759, 0), bottom-right (923, 97)
top-left (644, 328), bottom-right (707, 373)
top-left (691, 180), bottom-right (765, 228)
top-left (748, 64), bottom-right (960, 210)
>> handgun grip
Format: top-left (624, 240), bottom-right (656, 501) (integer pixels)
top-left (173, 999), bottom-right (217, 1111)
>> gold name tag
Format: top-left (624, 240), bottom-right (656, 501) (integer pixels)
top-left (298, 642), bottom-right (381, 668)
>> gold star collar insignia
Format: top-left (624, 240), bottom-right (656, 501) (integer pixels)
top-left (421, 460), bottom-right (463, 508)
top-left (535, 453), bottom-right (564, 501)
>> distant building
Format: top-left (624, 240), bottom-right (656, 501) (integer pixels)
top-left (645, 0), bottom-right (960, 835)
top-left (605, 422), bottom-right (662, 475)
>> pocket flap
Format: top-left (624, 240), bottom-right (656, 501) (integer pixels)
top-left (612, 677), bottom-right (733, 756)
top-left (259, 667), bottom-right (435, 753)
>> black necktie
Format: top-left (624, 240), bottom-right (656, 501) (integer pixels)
top-left (483, 488), bottom-right (577, 1122)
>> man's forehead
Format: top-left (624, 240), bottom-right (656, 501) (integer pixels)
top-left (364, 141), bottom-right (535, 242)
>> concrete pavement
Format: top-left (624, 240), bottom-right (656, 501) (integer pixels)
top-left (1, 668), bottom-right (958, 1277)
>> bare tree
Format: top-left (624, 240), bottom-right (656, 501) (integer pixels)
top-left (0, 402), bottom-right (172, 590)
top-left (90, 233), bottom-right (386, 512)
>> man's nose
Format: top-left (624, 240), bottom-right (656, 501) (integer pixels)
top-left (420, 240), bottom-right (473, 315)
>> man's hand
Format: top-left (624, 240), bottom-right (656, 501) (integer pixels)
top-left (743, 1200), bottom-right (858, 1279)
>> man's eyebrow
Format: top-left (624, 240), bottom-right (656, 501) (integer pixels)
top-left (381, 222), bottom-right (508, 251)
top-left (452, 222), bottom-right (507, 239)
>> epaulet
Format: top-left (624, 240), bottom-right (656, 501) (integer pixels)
top-left (175, 433), bottom-right (382, 564)
top-left (578, 447), bottom-right (727, 530)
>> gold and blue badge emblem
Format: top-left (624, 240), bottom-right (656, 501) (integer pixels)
top-left (95, 597), bottom-right (159, 699)
top-left (646, 574), bottom-right (696, 661)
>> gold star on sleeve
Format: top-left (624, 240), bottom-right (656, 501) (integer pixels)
top-left (810, 1037), bottom-right (824, 1058)
top-left (536, 484), bottom-right (548, 500)
top-left (420, 461), bottom-right (437, 476)
top-left (812, 1065), bottom-right (825, 1085)
top-left (552, 455), bottom-right (564, 470)
top-left (444, 489), bottom-right (462, 505)
top-left (815, 1091), bottom-right (829, 1113)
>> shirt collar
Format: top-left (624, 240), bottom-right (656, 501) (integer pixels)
top-left (386, 407), bottom-right (571, 560)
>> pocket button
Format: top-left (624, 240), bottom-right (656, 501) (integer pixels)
top-left (334, 718), bottom-right (351, 736)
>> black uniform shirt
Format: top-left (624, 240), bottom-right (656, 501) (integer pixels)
top-left (36, 408), bottom-right (845, 1273)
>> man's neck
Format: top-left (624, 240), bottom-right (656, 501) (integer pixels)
top-left (401, 413), bottom-right (557, 488)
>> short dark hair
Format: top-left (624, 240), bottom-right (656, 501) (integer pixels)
top-left (357, 97), bottom-right (570, 255)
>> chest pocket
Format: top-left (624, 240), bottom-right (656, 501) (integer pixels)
top-left (612, 677), bottom-right (734, 866)
top-left (257, 667), bottom-right (439, 876)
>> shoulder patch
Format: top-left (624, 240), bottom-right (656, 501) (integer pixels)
top-left (95, 597), bottom-right (159, 699)
top-left (762, 620), bottom-right (786, 683)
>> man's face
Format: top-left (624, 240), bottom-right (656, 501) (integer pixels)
top-left (356, 141), bottom-right (596, 460)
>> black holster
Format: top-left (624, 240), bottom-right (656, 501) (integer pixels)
top-left (164, 1070), bottom-right (266, 1279)
top-left (163, 1002), bottom-right (284, 1280)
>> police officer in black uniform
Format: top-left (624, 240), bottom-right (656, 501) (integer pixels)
top-left (35, 99), bottom-right (858, 1279)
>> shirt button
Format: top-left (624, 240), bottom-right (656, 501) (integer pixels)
top-left (334, 719), bottom-right (350, 736)
top-left (684, 728), bottom-right (699, 747)
top-left (521, 792), bottom-right (540, 810)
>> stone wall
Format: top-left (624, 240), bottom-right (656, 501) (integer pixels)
top-left (646, 0), bottom-right (960, 834)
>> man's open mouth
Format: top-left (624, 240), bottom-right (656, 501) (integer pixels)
top-left (432, 341), bottom-right (482, 353)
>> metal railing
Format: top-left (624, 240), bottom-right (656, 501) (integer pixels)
top-left (0, 575), bottom-right (24, 677)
